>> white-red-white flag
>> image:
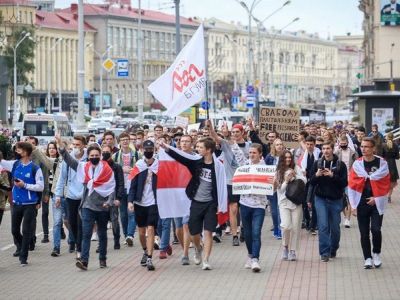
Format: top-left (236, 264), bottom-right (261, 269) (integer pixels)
top-left (148, 24), bottom-right (206, 117)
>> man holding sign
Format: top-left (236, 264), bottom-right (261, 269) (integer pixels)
top-left (232, 144), bottom-right (272, 273)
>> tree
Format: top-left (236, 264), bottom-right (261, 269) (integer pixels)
top-left (3, 26), bottom-right (35, 94)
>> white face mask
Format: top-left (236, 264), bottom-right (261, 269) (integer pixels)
top-left (72, 147), bottom-right (80, 156)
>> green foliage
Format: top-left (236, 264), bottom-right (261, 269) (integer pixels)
top-left (0, 134), bottom-right (12, 160)
top-left (351, 115), bottom-right (360, 123)
top-left (4, 26), bottom-right (35, 91)
top-left (122, 106), bottom-right (135, 112)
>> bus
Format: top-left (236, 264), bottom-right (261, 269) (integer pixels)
top-left (22, 113), bottom-right (73, 146)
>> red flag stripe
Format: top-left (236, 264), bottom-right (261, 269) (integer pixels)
top-left (370, 173), bottom-right (391, 197)
top-left (157, 161), bottom-right (191, 189)
top-left (232, 174), bottom-right (274, 184)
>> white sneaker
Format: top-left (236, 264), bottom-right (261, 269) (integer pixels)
top-left (344, 218), bottom-right (351, 228)
top-left (282, 247), bottom-right (289, 260)
top-left (91, 232), bottom-right (98, 241)
top-left (202, 260), bottom-right (212, 270)
top-left (251, 258), bottom-right (261, 272)
top-left (288, 250), bottom-right (297, 261)
top-left (225, 226), bottom-right (231, 235)
top-left (244, 257), bottom-right (252, 269)
top-left (125, 236), bottom-right (134, 247)
top-left (194, 247), bottom-right (203, 265)
top-left (364, 258), bottom-right (373, 269)
top-left (372, 253), bottom-right (382, 268)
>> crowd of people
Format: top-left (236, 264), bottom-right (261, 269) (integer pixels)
top-left (0, 119), bottom-right (397, 272)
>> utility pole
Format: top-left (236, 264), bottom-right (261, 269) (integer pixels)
top-left (47, 38), bottom-right (62, 114)
top-left (58, 41), bottom-right (62, 112)
top-left (175, 0), bottom-right (181, 53)
top-left (137, 0), bottom-right (143, 121)
top-left (77, 0), bottom-right (85, 128)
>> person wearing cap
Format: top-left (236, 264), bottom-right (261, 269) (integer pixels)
top-left (128, 140), bottom-right (159, 271)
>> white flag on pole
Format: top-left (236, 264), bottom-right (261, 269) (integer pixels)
top-left (148, 24), bottom-right (206, 117)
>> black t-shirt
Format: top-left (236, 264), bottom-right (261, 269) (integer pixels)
top-left (360, 157), bottom-right (380, 202)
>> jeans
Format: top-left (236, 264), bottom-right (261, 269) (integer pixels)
top-left (159, 218), bottom-right (172, 251)
top-left (120, 193), bottom-right (136, 237)
top-left (66, 198), bottom-right (82, 252)
top-left (110, 206), bottom-right (120, 244)
top-left (268, 192), bottom-right (281, 236)
top-left (357, 201), bottom-right (383, 259)
top-left (240, 204), bottom-right (265, 259)
top-left (52, 196), bottom-right (73, 250)
top-left (11, 204), bottom-right (36, 262)
top-left (314, 196), bottom-right (342, 257)
top-left (42, 200), bottom-right (49, 235)
top-left (81, 208), bottom-right (109, 263)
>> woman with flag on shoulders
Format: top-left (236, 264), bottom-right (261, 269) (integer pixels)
top-left (55, 133), bottom-right (115, 271)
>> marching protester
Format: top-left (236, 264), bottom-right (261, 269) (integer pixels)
top-left (128, 140), bottom-right (159, 271)
top-left (309, 141), bottom-right (348, 262)
top-left (56, 134), bottom-right (116, 270)
top-left (275, 150), bottom-right (306, 261)
top-left (382, 133), bottom-right (399, 202)
top-left (161, 137), bottom-right (227, 270)
top-left (0, 142), bottom-right (44, 266)
top-left (349, 137), bottom-right (391, 269)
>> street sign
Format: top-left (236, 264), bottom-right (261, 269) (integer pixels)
top-left (246, 85), bottom-right (254, 94)
top-left (232, 90), bottom-right (239, 97)
top-left (231, 96), bottom-right (239, 104)
top-left (102, 58), bottom-right (115, 72)
top-left (246, 101), bottom-right (255, 108)
top-left (117, 59), bottom-right (129, 77)
top-left (201, 101), bottom-right (210, 110)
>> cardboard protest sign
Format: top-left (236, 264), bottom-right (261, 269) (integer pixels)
top-left (259, 106), bottom-right (300, 149)
top-left (232, 164), bottom-right (276, 196)
top-left (175, 116), bottom-right (189, 128)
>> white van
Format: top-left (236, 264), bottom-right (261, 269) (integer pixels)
top-left (22, 113), bottom-right (73, 146)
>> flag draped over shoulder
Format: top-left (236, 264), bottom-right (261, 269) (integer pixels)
top-left (348, 157), bottom-right (391, 215)
top-left (76, 161), bottom-right (115, 198)
top-left (297, 148), bottom-right (321, 171)
top-left (128, 159), bottom-right (159, 181)
top-left (148, 24), bottom-right (206, 117)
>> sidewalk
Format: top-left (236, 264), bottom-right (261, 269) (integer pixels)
top-left (1, 189), bottom-right (400, 299)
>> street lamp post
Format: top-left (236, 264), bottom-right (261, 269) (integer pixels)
top-left (47, 38), bottom-right (63, 114)
top-left (137, 0), bottom-right (143, 121)
top-left (89, 44), bottom-right (112, 116)
top-left (12, 32), bottom-right (31, 127)
top-left (77, 0), bottom-right (85, 128)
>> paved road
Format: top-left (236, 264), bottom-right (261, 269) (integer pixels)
top-left (1, 188), bottom-right (400, 299)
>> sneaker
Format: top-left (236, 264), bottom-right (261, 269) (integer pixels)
top-left (147, 258), bottom-right (155, 271)
top-left (140, 253), bottom-right (148, 266)
top-left (159, 250), bottom-right (167, 259)
top-left (344, 219), bottom-right (351, 228)
top-left (244, 257), bottom-right (252, 269)
top-left (213, 233), bottom-right (222, 243)
top-left (69, 243), bottom-right (75, 253)
top-left (282, 247), bottom-right (289, 260)
top-left (288, 250), bottom-right (297, 261)
top-left (232, 236), bottom-right (240, 246)
top-left (13, 250), bottom-right (21, 257)
top-left (41, 234), bottom-right (50, 243)
top-left (194, 247), bottom-right (203, 265)
top-left (321, 255), bottom-right (329, 262)
top-left (76, 259), bottom-right (88, 271)
top-left (100, 260), bottom-right (107, 268)
top-left (225, 226), bottom-right (231, 235)
top-left (114, 242), bottom-right (120, 250)
top-left (125, 236), bottom-right (134, 247)
top-left (364, 258), bottom-right (373, 269)
top-left (181, 256), bottom-right (190, 265)
top-left (202, 260), bottom-right (212, 270)
top-left (61, 227), bottom-right (66, 240)
top-left (166, 245), bottom-right (173, 256)
top-left (310, 229), bottom-right (317, 235)
top-left (51, 248), bottom-right (60, 257)
top-left (91, 232), bottom-right (98, 241)
top-left (372, 253), bottom-right (382, 268)
top-left (20, 260), bottom-right (28, 267)
top-left (251, 258), bottom-right (261, 272)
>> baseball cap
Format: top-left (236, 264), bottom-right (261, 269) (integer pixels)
top-left (143, 140), bottom-right (155, 149)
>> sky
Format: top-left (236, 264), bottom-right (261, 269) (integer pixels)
top-left (55, 0), bottom-right (364, 38)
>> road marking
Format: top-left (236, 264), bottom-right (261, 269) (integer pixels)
top-left (1, 229), bottom-right (53, 251)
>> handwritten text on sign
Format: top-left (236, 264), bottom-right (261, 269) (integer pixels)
top-left (259, 107), bottom-right (300, 149)
top-left (232, 165), bottom-right (276, 196)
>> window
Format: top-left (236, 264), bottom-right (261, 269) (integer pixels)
top-left (126, 28), bottom-right (132, 57)
top-left (108, 27), bottom-right (113, 54)
top-left (120, 28), bottom-right (126, 57)
top-left (113, 27), bottom-right (119, 56)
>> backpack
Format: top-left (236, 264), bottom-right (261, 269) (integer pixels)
top-left (11, 160), bottom-right (42, 201)
top-left (285, 179), bottom-right (306, 205)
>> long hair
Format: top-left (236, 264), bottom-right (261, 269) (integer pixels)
top-left (270, 138), bottom-right (284, 157)
top-left (46, 141), bottom-right (59, 158)
top-left (386, 133), bottom-right (394, 149)
top-left (275, 150), bottom-right (295, 187)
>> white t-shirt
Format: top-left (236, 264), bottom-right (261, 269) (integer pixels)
top-left (135, 170), bottom-right (155, 207)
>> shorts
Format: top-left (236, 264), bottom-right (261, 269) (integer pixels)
top-left (227, 185), bottom-right (240, 204)
top-left (174, 215), bottom-right (190, 228)
top-left (189, 200), bottom-right (218, 235)
top-left (134, 204), bottom-right (159, 228)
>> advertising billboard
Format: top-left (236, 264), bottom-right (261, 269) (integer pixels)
top-left (381, 0), bottom-right (400, 26)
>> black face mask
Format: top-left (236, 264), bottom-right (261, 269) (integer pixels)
top-left (89, 157), bottom-right (100, 165)
top-left (340, 145), bottom-right (348, 150)
top-left (102, 152), bottom-right (111, 161)
top-left (144, 151), bottom-right (154, 159)
top-left (14, 153), bottom-right (22, 160)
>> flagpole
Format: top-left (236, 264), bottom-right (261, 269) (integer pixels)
top-left (205, 80), bottom-right (210, 120)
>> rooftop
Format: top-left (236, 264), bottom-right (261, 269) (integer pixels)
top-left (36, 10), bottom-right (96, 31)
